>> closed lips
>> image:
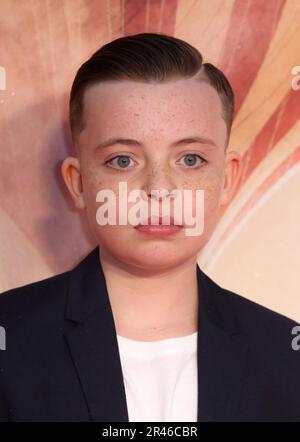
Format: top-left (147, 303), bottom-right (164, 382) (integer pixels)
top-left (136, 216), bottom-right (182, 226)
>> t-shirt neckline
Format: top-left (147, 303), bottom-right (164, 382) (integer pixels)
top-left (116, 331), bottom-right (198, 358)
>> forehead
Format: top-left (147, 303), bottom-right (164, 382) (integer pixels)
top-left (79, 77), bottom-right (227, 148)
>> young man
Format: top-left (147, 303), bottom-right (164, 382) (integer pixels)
top-left (0, 33), bottom-right (299, 422)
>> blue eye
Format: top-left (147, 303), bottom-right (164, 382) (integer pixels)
top-left (106, 155), bottom-right (134, 169)
top-left (180, 154), bottom-right (204, 168)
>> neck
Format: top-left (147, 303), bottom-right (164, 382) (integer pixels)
top-left (98, 248), bottom-right (199, 342)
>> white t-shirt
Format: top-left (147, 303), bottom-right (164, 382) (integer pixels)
top-left (116, 331), bottom-right (198, 422)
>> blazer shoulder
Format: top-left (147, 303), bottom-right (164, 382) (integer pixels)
top-left (224, 285), bottom-right (299, 330)
top-left (0, 270), bottom-right (71, 324)
top-left (217, 283), bottom-right (300, 360)
top-left (201, 270), bottom-right (299, 338)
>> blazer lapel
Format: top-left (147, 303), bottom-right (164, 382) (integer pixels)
top-left (64, 246), bottom-right (248, 422)
top-left (196, 267), bottom-right (249, 421)
top-left (64, 247), bottom-right (129, 422)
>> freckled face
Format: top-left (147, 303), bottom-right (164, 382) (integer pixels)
top-left (77, 78), bottom-right (228, 271)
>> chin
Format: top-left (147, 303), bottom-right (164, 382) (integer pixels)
top-left (119, 241), bottom-right (196, 273)
top-left (98, 229), bottom-right (205, 271)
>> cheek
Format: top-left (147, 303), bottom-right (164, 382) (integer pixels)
top-left (203, 181), bottom-right (223, 212)
top-left (181, 167), bottom-right (224, 217)
top-left (82, 163), bottom-right (120, 214)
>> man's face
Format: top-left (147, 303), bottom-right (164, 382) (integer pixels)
top-left (63, 77), bottom-right (241, 272)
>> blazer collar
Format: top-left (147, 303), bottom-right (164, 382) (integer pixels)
top-left (64, 247), bottom-right (248, 422)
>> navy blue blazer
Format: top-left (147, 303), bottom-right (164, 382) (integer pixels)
top-left (0, 246), bottom-right (299, 421)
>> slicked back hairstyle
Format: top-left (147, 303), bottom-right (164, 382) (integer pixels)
top-left (69, 33), bottom-right (234, 145)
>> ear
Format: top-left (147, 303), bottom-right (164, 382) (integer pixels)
top-left (220, 150), bottom-right (243, 206)
top-left (61, 156), bottom-right (86, 210)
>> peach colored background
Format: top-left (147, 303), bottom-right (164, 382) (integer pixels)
top-left (0, 0), bottom-right (300, 322)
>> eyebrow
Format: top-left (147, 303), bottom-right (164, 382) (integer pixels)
top-left (95, 135), bottom-right (217, 150)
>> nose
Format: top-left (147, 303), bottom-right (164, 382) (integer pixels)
top-left (140, 165), bottom-right (176, 202)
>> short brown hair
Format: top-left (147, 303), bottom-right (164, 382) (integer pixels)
top-left (69, 33), bottom-right (234, 143)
